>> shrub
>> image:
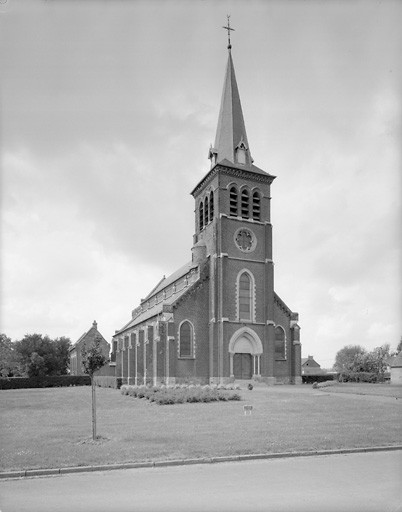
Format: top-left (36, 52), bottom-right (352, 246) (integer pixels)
top-left (136, 386), bottom-right (148, 398)
top-left (120, 385), bottom-right (131, 395)
top-left (315, 380), bottom-right (337, 389)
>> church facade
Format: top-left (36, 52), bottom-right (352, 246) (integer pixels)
top-left (113, 42), bottom-right (301, 386)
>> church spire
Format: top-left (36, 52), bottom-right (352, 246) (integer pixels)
top-left (209, 18), bottom-right (252, 169)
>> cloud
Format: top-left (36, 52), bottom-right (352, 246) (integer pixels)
top-left (1, 0), bottom-right (401, 368)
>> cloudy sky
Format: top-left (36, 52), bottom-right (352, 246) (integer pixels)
top-left (1, 0), bottom-right (401, 367)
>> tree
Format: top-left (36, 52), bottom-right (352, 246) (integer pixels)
top-left (396, 337), bottom-right (402, 354)
top-left (334, 345), bottom-right (367, 372)
top-left (81, 336), bottom-right (108, 440)
top-left (14, 334), bottom-right (71, 377)
top-left (334, 343), bottom-right (391, 381)
top-left (0, 334), bottom-right (22, 377)
top-left (367, 344), bottom-right (391, 380)
top-left (27, 352), bottom-right (46, 378)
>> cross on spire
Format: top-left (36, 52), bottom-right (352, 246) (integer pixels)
top-left (222, 15), bottom-right (234, 50)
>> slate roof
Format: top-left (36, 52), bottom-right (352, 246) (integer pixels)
top-left (114, 261), bottom-right (203, 336)
top-left (143, 261), bottom-right (196, 300)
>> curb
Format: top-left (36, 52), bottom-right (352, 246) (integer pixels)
top-left (1, 445), bottom-right (402, 480)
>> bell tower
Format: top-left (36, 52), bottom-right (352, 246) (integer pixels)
top-left (191, 21), bottom-right (280, 384)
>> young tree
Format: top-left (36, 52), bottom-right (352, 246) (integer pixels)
top-left (81, 336), bottom-right (108, 440)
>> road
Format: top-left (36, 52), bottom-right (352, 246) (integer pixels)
top-left (1, 450), bottom-right (401, 512)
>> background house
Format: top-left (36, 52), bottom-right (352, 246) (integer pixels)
top-left (301, 355), bottom-right (325, 375)
top-left (69, 321), bottom-right (112, 376)
top-left (389, 352), bottom-right (402, 385)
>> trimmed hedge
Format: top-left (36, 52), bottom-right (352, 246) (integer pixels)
top-left (0, 375), bottom-right (91, 390)
top-left (304, 372), bottom-right (391, 384)
top-left (120, 384), bottom-right (241, 405)
top-left (302, 374), bottom-right (336, 384)
top-left (94, 376), bottom-right (123, 389)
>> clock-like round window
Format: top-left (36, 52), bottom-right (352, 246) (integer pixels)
top-left (234, 228), bottom-right (257, 253)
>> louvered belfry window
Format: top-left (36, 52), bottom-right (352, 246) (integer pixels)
top-left (229, 186), bottom-right (238, 216)
top-left (204, 196), bottom-right (209, 226)
top-left (252, 191), bottom-right (261, 221)
top-left (241, 189), bottom-right (249, 219)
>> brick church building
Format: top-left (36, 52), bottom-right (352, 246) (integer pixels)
top-left (113, 37), bottom-right (301, 386)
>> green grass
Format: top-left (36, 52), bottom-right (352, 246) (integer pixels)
top-left (0, 383), bottom-right (401, 471)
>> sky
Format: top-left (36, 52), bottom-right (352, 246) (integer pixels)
top-left (1, 0), bottom-right (401, 368)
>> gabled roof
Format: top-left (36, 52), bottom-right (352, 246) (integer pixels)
top-left (69, 321), bottom-right (108, 353)
top-left (301, 356), bottom-right (321, 367)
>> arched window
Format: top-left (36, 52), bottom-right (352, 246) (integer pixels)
top-left (199, 201), bottom-right (204, 231)
top-left (252, 191), bottom-right (261, 221)
top-left (241, 189), bottom-right (250, 219)
top-left (229, 186), bottom-right (238, 217)
top-left (209, 191), bottom-right (214, 222)
top-left (204, 196), bottom-right (209, 226)
top-left (275, 326), bottom-right (286, 360)
top-left (238, 272), bottom-right (252, 321)
top-left (179, 321), bottom-right (194, 358)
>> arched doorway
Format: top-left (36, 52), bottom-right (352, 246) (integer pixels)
top-left (228, 328), bottom-right (263, 380)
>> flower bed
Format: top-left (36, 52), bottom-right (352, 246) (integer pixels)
top-left (120, 384), bottom-right (241, 405)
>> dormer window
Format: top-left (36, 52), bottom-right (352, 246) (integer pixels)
top-left (237, 148), bottom-right (246, 164)
top-left (235, 141), bottom-right (248, 165)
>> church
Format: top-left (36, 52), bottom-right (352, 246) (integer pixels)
top-left (112, 30), bottom-right (301, 386)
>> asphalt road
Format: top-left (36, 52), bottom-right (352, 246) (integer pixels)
top-left (1, 450), bottom-right (401, 512)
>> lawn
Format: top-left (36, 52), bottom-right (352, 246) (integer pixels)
top-left (0, 383), bottom-right (401, 471)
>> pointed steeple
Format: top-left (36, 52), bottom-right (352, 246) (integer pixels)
top-left (209, 45), bottom-right (252, 169)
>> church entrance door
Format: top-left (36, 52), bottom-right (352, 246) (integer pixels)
top-left (233, 353), bottom-right (252, 379)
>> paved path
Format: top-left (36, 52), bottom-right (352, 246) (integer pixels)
top-left (1, 451), bottom-right (401, 512)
